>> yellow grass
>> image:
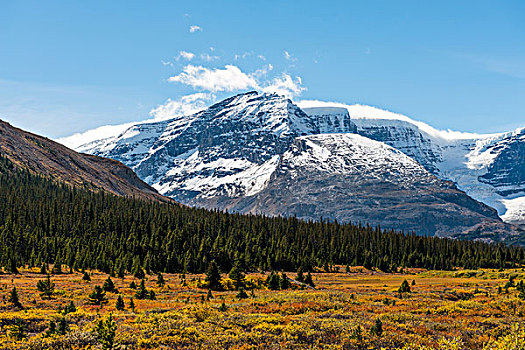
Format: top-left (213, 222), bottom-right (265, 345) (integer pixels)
top-left (1, 267), bottom-right (524, 349)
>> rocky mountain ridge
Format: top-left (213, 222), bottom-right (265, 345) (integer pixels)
top-left (66, 92), bottom-right (525, 241)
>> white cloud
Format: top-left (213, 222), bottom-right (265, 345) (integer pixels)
top-left (149, 93), bottom-right (213, 121)
top-left (168, 65), bottom-right (260, 92)
top-left (189, 25), bottom-right (202, 33)
top-left (284, 51), bottom-right (297, 62)
top-left (177, 51), bottom-right (195, 61)
top-left (258, 55), bottom-right (266, 61)
top-left (58, 122), bottom-right (136, 149)
top-left (161, 60), bottom-right (174, 67)
top-left (252, 64), bottom-right (273, 78)
top-left (262, 74), bottom-right (305, 98)
top-left (234, 51), bottom-right (254, 60)
top-left (58, 93), bottom-right (214, 149)
top-left (200, 53), bottom-right (220, 62)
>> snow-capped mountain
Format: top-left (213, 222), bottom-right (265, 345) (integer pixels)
top-left (298, 101), bottom-right (525, 227)
top-left (79, 92), bottom-right (318, 202)
top-left (65, 91), bottom-right (524, 241)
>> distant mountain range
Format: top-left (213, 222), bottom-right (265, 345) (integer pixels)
top-left (0, 120), bottom-right (170, 203)
top-left (63, 91), bottom-right (524, 243)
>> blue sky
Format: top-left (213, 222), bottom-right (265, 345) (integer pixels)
top-left (1, 0), bottom-right (524, 139)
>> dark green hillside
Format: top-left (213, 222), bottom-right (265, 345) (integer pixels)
top-left (0, 154), bottom-right (523, 274)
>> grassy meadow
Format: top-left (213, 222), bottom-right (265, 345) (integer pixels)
top-left (0, 266), bottom-right (524, 349)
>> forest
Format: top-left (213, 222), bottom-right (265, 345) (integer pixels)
top-left (1, 153), bottom-right (524, 276)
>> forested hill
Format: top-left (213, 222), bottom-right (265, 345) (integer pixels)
top-left (0, 119), bottom-right (169, 203)
top-left (0, 154), bottom-right (523, 275)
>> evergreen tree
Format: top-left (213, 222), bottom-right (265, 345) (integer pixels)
top-left (115, 295), bottom-right (125, 310)
top-left (280, 273), bottom-right (291, 290)
top-left (206, 261), bottom-right (222, 291)
top-left (7, 258), bottom-right (19, 274)
top-left (129, 280), bottom-right (137, 289)
top-left (0, 153), bottom-right (524, 279)
top-left (103, 276), bottom-right (117, 293)
top-left (236, 288), bottom-right (249, 299)
top-left (229, 261), bottom-right (245, 290)
top-left (266, 272), bottom-right (281, 290)
top-left (132, 261), bottom-right (145, 280)
top-left (129, 297), bottom-right (135, 312)
top-left (304, 272), bottom-right (315, 288)
top-left (135, 279), bottom-right (149, 299)
top-left (45, 320), bottom-right (56, 337)
top-left (8, 286), bottom-right (22, 308)
top-left (40, 263), bottom-right (47, 275)
top-left (96, 313), bottom-right (117, 350)
top-left (88, 286), bottom-right (108, 306)
top-left (296, 267), bottom-right (305, 283)
top-left (82, 271), bottom-right (91, 281)
top-left (37, 275), bottom-right (55, 299)
top-left (398, 280), bottom-right (411, 294)
top-left (156, 273), bottom-right (165, 287)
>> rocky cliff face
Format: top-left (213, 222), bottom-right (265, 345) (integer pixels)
top-left (68, 92), bottom-right (524, 241)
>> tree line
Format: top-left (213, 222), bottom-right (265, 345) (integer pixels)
top-left (0, 154), bottom-right (524, 275)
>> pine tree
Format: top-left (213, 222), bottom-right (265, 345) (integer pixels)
top-left (96, 313), bottom-right (117, 350)
top-left (37, 275), bottom-right (55, 299)
top-left (229, 261), bottom-right (245, 290)
top-left (52, 256), bottom-right (62, 274)
top-left (45, 320), bottom-right (56, 337)
top-left (135, 279), bottom-right (148, 299)
top-left (132, 260), bottom-right (145, 279)
top-left (280, 273), bottom-right (291, 290)
top-left (115, 295), bottom-right (125, 310)
top-left (398, 279), bottom-right (411, 293)
top-left (82, 271), bottom-right (91, 281)
top-left (7, 258), bottom-right (19, 274)
top-left (129, 297), bottom-right (135, 312)
top-left (103, 276), bottom-right (117, 293)
top-left (304, 272), bottom-right (315, 288)
top-left (266, 272), bottom-right (281, 290)
top-left (296, 267), bottom-right (305, 283)
top-left (8, 286), bottom-right (22, 308)
top-left (156, 273), bottom-right (165, 287)
top-left (88, 286), bottom-right (108, 306)
top-left (206, 261), bottom-right (222, 291)
top-left (129, 280), bottom-right (137, 289)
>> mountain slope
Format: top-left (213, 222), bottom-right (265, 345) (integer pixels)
top-left (198, 133), bottom-right (511, 237)
top-left (64, 92), bottom-right (521, 240)
top-left (299, 103), bottom-right (525, 227)
top-left (0, 120), bottom-right (169, 202)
